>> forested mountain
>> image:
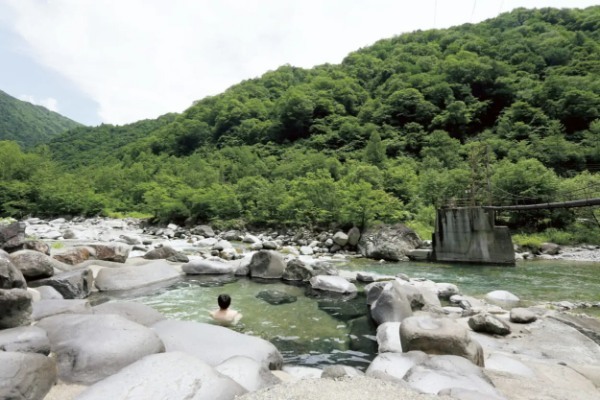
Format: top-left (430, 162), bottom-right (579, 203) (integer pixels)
top-left (0, 90), bottom-right (81, 148)
top-left (2, 6), bottom-right (600, 244)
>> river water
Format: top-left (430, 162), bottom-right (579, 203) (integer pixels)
top-left (124, 259), bottom-right (599, 370)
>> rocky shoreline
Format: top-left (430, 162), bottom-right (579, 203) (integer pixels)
top-left (1, 217), bottom-right (599, 400)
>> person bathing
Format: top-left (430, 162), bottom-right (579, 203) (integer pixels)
top-left (210, 294), bottom-right (242, 325)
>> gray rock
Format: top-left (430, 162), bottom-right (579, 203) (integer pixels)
top-left (86, 242), bottom-right (130, 263)
top-left (0, 288), bottom-right (32, 329)
top-left (94, 260), bottom-right (181, 291)
top-left (283, 258), bottom-right (313, 281)
top-left (143, 245), bottom-right (179, 260)
top-left (468, 313), bottom-right (511, 336)
top-left (358, 224), bottom-right (421, 261)
top-left (52, 246), bottom-right (96, 265)
top-left (299, 245), bottom-right (314, 255)
top-left (256, 289), bottom-right (297, 305)
top-left (541, 242), bottom-right (560, 255)
top-left (36, 313), bottom-right (165, 384)
top-left (92, 301), bottom-right (165, 327)
top-left (406, 249), bottom-right (432, 261)
top-left (213, 240), bottom-right (233, 251)
top-left (28, 268), bottom-right (93, 299)
top-left (216, 355), bottom-right (280, 392)
top-left (484, 353), bottom-right (535, 377)
top-left (0, 326), bottom-right (50, 355)
top-left (370, 280), bottom-right (413, 325)
top-left (311, 261), bottom-right (338, 276)
top-left (248, 250), bottom-right (285, 279)
top-left (436, 282), bottom-right (460, 300)
top-left (32, 299), bottom-right (92, 321)
top-left (485, 290), bottom-right (520, 308)
top-left (321, 365), bottom-right (365, 379)
top-left (152, 319), bottom-right (283, 370)
top-left (222, 230), bottom-right (243, 241)
top-left (366, 351), bottom-right (428, 381)
top-left (22, 240), bottom-right (51, 255)
top-left (376, 322), bottom-right (403, 353)
top-left (0, 257), bottom-right (26, 289)
top-left (9, 250), bottom-right (60, 280)
top-left (192, 225), bottom-right (215, 237)
top-left (77, 352), bottom-right (246, 400)
top-left (262, 241), bottom-right (278, 250)
top-left (0, 351), bottom-right (56, 400)
top-left (510, 307), bottom-right (538, 324)
top-left (0, 221), bottom-right (26, 252)
top-left (365, 281), bottom-right (389, 306)
top-left (400, 315), bottom-right (484, 367)
top-left (309, 275), bottom-right (357, 294)
top-left (242, 234), bottom-right (261, 244)
top-left (119, 234), bottom-right (142, 245)
top-left (34, 285), bottom-right (64, 300)
top-left (405, 355), bottom-right (498, 397)
top-left (333, 231), bottom-right (349, 246)
top-left (347, 226), bottom-right (361, 246)
top-left (182, 259), bottom-right (237, 275)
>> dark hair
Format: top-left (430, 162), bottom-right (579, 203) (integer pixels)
top-left (217, 294), bottom-right (231, 309)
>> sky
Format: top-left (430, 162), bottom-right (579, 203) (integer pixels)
top-left (0, 1), bottom-right (598, 126)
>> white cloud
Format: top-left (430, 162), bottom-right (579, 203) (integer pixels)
top-left (18, 94), bottom-right (59, 112)
top-left (3, 0), bottom-right (599, 124)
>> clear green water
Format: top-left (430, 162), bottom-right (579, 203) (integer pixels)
top-left (120, 259), bottom-right (599, 370)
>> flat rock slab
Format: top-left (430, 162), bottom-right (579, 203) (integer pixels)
top-left (76, 352), bottom-right (246, 400)
top-left (92, 301), bottom-right (166, 327)
top-left (0, 326), bottom-right (50, 354)
top-left (36, 313), bottom-right (165, 384)
top-left (152, 319), bottom-right (283, 370)
top-left (0, 351), bottom-right (56, 400)
top-left (309, 275), bottom-right (357, 294)
top-left (182, 259), bottom-right (238, 275)
top-left (32, 299), bottom-right (92, 321)
top-left (94, 260), bottom-right (181, 291)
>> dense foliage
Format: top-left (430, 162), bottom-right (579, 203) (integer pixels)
top-left (2, 7), bottom-right (600, 242)
top-left (0, 90), bottom-right (81, 148)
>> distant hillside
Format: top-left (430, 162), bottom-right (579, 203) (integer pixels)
top-left (0, 90), bottom-right (81, 147)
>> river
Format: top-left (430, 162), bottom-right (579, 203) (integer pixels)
top-left (120, 259), bottom-right (599, 370)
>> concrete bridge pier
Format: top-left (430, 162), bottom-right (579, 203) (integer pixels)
top-left (432, 207), bottom-right (515, 265)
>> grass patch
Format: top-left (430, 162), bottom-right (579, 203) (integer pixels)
top-left (51, 242), bottom-right (64, 250)
top-left (406, 221), bottom-right (433, 241)
top-left (512, 233), bottom-right (547, 252)
top-left (104, 210), bottom-right (153, 219)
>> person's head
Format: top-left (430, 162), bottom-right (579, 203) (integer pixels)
top-left (217, 294), bottom-right (231, 310)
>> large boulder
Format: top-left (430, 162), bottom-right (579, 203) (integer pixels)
top-left (36, 314), bottom-right (165, 384)
top-left (0, 221), bottom-right (26, 251)
top-left (191, 225), bottom-right (215, 237)
top-left (332, 231), bottom-right (349, 247)
top-left (94, 260), bottom-right (181, 291)
top-left (28, 268), bottom-right (93, 299)
top-left (9, 250), bottom-right (62, 280)
top-left (34, 285), bottom-right (64, 300)
top-left (182, 259), bottom-right (237, 275)
top-left (400, 315), bottom-right (484, 367)
top-left (369, 280), bottom-right (413, 325)
top-left (404, 355), bottom-right (500, 397)
top-left (256, 290), bottom-right (297, 305)
top-left (248, 250), bottom-right (285, 279)
top-left (358, 224), bottom-right (421, 261)
top-left (52, 246), bottom-right (96, 265)
top-left (0, 288), bottom-right (32, 329)
top-left (215, 355), bottom-right (280, 392)
top-left (366, 351), bottom-right (428, 382)
top-left (347, 226), bottom-right (361, 246)
top-left (92, 301), bottom-right (166, 327)
top-left (22, 240), bottom-right (51, 255)
top-left (0, 351), bottom-right (56, 400)
top-left (86, 242), bottom-right (131, 263)
top-left (509, 307), bottom-right (538, 324)
top-left (151, 319), bottom-right (283, 370)
top-left (0, 257), bottom-right (26, 289)
top-left (282, 258), bottom-right (313, 281)
top-left (0, 326), bottom-right (50, 354)
top-left (485, 290), bottom-right (520, 308)
top-left (31, 299), bottom-right (92, 321)
top-left (309, 275), bottom-right (357, 294)
top-left (468, 313), bottom-right (511, 336)
top-left (376, 322), bottom-right (403, 353)
top-left (143, 245), bottom-right (183, 260)
top-left (76, 352), bottom-right (246, 400)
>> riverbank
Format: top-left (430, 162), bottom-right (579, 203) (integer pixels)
top-left (1, 217), bottom-right (599, 399)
